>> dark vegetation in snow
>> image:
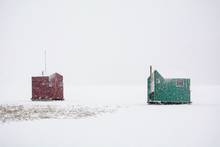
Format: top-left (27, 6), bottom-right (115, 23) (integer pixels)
top-left (0, 104), bottom-right (118, 123)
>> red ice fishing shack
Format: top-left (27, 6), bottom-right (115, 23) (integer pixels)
top-left (31, 73), bottom-right (64, 101)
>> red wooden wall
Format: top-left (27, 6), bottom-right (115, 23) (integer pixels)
top-left (32, 73), bottom-right (64, 100)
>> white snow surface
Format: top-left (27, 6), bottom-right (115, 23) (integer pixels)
top-left (0, 85), bottom-right (220, 147)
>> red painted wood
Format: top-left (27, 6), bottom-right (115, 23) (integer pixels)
top-left (31, 73), bottom-right (64, 100)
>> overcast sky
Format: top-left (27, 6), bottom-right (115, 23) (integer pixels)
top-left (0, 0), bottom-right (219, 92)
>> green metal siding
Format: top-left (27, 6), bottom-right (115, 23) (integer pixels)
top-left (148, 70), bottom-right (191, 104)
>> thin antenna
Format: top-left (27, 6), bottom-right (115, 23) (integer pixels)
top-left (44, 49), bottom-right (47, 75)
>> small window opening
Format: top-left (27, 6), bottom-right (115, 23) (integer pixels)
top-left (157, 79), bottom-right (160, 84)
top-left (176, 79), bottom-right (184, 87)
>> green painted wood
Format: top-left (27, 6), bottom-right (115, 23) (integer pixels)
top-left (148, 70), bottom-right (191, 104)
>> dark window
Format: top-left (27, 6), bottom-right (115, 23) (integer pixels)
top-left (176, 79), bottom-right (184, 87)
top-left (156, 79), bottom-right (160, 84)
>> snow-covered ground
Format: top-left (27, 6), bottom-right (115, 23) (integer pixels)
top-left (0, 85), bottom-right (220, 147)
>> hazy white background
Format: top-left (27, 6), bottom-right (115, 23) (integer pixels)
top-left (0, 1), bottom-right (220, 147)
top-left (0, 0), bottom-right (219, 100)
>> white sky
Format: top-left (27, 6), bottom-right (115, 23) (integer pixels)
top-left (0, 0), bottom-right (219, 89)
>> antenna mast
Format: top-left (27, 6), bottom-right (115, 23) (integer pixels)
top-left (44, 49), bottom-right (47, 75)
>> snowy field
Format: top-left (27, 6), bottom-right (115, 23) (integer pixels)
top-left (0, 85), bottom-right (220, 147)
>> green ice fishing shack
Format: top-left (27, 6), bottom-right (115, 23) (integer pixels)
top-left (147, 66), bottom-right (191, 104)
